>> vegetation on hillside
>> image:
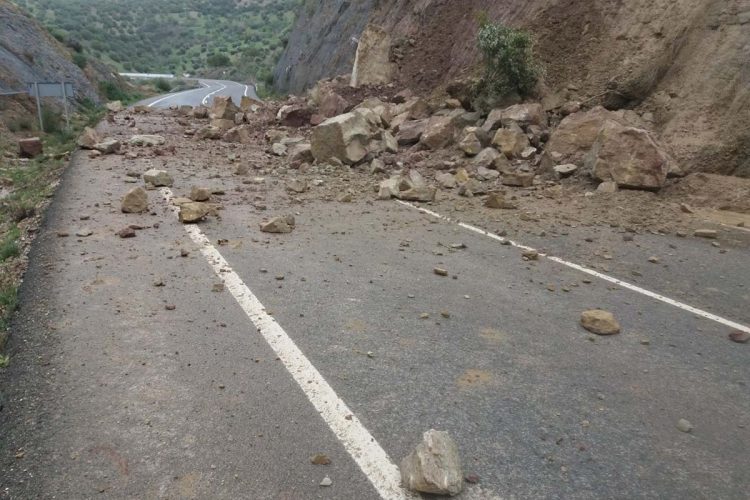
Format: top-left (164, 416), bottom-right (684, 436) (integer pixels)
top-left (15, 0), bottom-right (299, 84)
top-left (474, 16), bottom-right (542, 106)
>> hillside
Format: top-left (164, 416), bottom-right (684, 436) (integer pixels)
top-left (274, 0), bottom-right (750, 178)
top-left (14, 0), bottom-right (299, 84)
top-left (0, 0), bottom-right (101, 100)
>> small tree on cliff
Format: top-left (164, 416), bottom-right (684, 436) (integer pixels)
top-left (476, 18), bottom-right (541, 101)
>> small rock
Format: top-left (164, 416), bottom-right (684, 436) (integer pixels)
top-left (165, 304), bottom-right (176, 311)
top-left (597, 181), bottom-right (619, 194)
top-left (76, 228), bottom-right (93, 237)
top-left (680, 203), bottom-right (694, 214)
top-left (18, 137), bottom-right (43, 158)
top-left (554, 164), bottom-right (578, 178)
top-left (260, 215), bottom-right (295, 234)
top-left (319, 476), bottom-right (332, 487)
top-left (117, 227), bottom-right (136, 238)
top-left (729, 330), bottom-right (750, 344)
top-left (286, 179), bottom-right (308, 194)
top-left (581, 310), bottom-right (621, 335)
top-left (400, 429), bottom-right (463, 496)
top-left (485, 193), bottom-right (517, 210)
top-left (522, 249), bottom-right (539, 261)
top-left (142, 169), bottom-right (174, 187)
top-left (694, 229), bottom-right (718, 239)
top-left (676, 419), bottom-right (693, 433)
top-left (190, 186), bottom-right (212, 202)
top-left (311, 454), bottom-right (331, 465)
top-left (433, 268), bottom-right (449, 277)
top-left (178, 202), bottom-right (210, 223)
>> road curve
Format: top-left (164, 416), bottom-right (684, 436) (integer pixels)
top-left (137, 78), bottom-right (259, 109)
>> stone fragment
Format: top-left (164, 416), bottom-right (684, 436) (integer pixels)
top-left (396, 120), bottom-right (428, 146)
top-left (554, 164), bottom-right (578, 178)
top-left (196, 126), bottom-right (223, 140)
top-left (492, 128), bottom-right (529, 158)
top-left (311, 109), bottom-right (381, 165)
top-left (502, 172), bottom-right (535, 188)
top-left (106, 101), bottom-right (123, 112)
top-left (223, 125), bottom-right (254, 144)
top-left (271, 142), bottom-right (288, 156)
top-left (18, 137), bottom-right (43, 158)
top-left (319, 476), bottom-right (333, 487)
top-left (459, 131), bottom-right (483, 156)
top-left (420, 116), bottom-right (456, 150)
top-left (288, 143), bottom-right (314, 163)
top-left (729, 330), bottom-right (750, 344)
top-left (597, 181), bottom-right (619, 193)
top-left (370, 158), bottom-right (386, 175)
top-left (310, 454), bottom-right (331, 465)
top-left (129, 135), bottom-right (166, 147)
top-left (694, 229), bottom-right (718, 239)
top-left (351, 24), bottom-right (395, 87)
top-left (93, 139), bottom-right (121, 154)
top-left (581, 310), bottom-right (621, 335)
top-left (399, 186), bottom-right (437, 202)
top-left (475, 167), bottom-right (500, 181)
top-left (117, 227), bottom-right (136, 238)
top-left (676, 419), bottom-right (693, 433)
top-left (121, 187), bottom-right (149, 213)
top-left (433, 268), bottom-right (449, 277)
top-left (143, 169), bottom-right (174, 187)
top-left (472, 148), bottom-right (502, 169)
top-left (190, 186), bottom-right (211, 202)
top-left (260, 215), bottom-right (296, 234)
top-left (179, 202), bottom-right (210, 223)
top-left (378, 177), bottom-right (400, 200)
top-left (77, 127), bottom-right (101, 149)
top-left (485, 193), bottom-right (517, 209)
top-left (210, 96), bottom-right (240, 120)
top-left (500, 103), bottom-right (546, 127)
top-left (286, 179), bottom-right (308, 193)
top-left (436, 173), bottom-right (457, 189)
top-left (192, 106), bottom-right (209, 119)
top-left (586, 120), bottom-right (669, 190)
top-left (277, 103), bottom-right (313, 127)
top-left (400, 429), bottom-right (463, 496)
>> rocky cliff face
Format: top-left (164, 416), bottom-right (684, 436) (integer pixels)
top-left (0, 0), bottom-right (100, 101)
top-left (274, 0), bottom-right (750, 176)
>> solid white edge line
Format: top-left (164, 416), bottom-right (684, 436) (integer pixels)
top-left (396, 200), bottom-right (750, 335)
top-left (161, 188), bottom-right (416, 500)
top-left (146, 81), bottom-right (210, 108)
top-left (243, 85), bottom-right (249, 97)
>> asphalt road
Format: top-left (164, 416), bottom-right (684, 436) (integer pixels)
top-left (0, 113), bottom-right (748, 499)
top-left (138, 78), bottom-right (259, 109)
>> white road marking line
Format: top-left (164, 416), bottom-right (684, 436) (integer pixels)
top-left (397, 200), bottom-right (750, 335)
top-left (243, 84), bottom-right (249, 97)
top-left (146, 81), bottom-right (210, 108)
top-left (161, 188), bottom-right (416, 500)
top-left (201, 83), bottom-right (227, 106)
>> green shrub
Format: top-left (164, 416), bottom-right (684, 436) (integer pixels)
top-left (41, 107), bottom-right (64, 134)
top-left (154, 78), bottom-right (172, 92)
top-left (99, 81), bottom-right (128, 101)
top-left (0, 227), bottom-right (20, 262)
top-left (476, 20), bottom-right (542, 100)
top-left (207, 53), bottom-right (231, 67)
top-left (72, 52), bottom-right (87, 69)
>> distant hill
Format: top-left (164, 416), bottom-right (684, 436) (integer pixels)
top-left (13, 0), bottom-right (299, 84)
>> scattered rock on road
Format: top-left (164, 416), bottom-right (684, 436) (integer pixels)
top-left (77, 127), bottom-right (101, 149)
top-left (310, 454), bottom-right (331, 465)
top-left (694, 229), bottom-right (718, 239)
top-left (143, 169), bottom-right (174, 187)
top-left (260, 215), bottom-right (295, 234)
top-left (178, 202), bottom-right (210, 223)
top-left (129, 134), bottom-right (166, 147)
top-left (581, 309), bottom-right (621, 335)
top-left (319, 476), bottom-right (333, 487)
top-left (676, 419), bottom-right (693, 433)
top-left (728, 330), bottom-right (750, 344)
top-left (400, 429), bottom-right (463, 496)
top-left (190, 186), bottom-right (212, 202)
top-left (117, 227), bottom-right (136, 238)
top-left (121, 187), bottom-right (149, 213)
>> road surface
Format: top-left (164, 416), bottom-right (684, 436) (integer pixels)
top-left (138, 78), bottom-right (259, 109)
top-left (0, 112), bottom-right (748, 499)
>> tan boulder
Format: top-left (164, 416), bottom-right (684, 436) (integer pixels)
top-left (581, 310), bottom-right (621, 335)
top-left (223, 125), bottom-right (254, 144)
top-left (179, 202), bottom-right (210, 223)
top-left (190, 186), bottom-right (211, 202)
top-left (351, 24), bottom-right (395, 88)
top-left (396, 119), bottom-right (427, 145)
top-left (586, 120), bottom-right (670, 190)
top-left (77, 127), bottom-right (101, 149)
top-left (311, 109), bottom-right (381, 164)
top-left (420, 116), bottom-right (456, 150)
top-left (492, 128), bottom-right (529, 158)
top-left (543, 106), bottom-right (629, 166)
top-left (121, 187), bottom-right (149, 213)
top-left (18, 137), bottom-right (43, 158)
top-left (210, 96), bottom-right (240, 120)
top-left (260, 215), bottom-right (296, 234)
top-left (485, 192), bottom-right (518, 209)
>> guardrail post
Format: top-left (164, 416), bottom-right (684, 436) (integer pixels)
top-left (33, 82), bottom-right (44, 133)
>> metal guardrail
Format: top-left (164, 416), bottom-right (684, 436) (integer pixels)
top-left (0, 91), bottom-right (28, 96)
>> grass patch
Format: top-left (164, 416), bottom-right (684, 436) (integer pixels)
top-left (0, 284), bottom-right (18, 332)
top-left (0, 227), bottom-right (20, 262)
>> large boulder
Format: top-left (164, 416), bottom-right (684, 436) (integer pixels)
top-left (501, 103), bottom-right (546, 128)
top-left (351, 24), bottom-right (395, 88)
top-left (223, 125), bottom-right (254, 144)
top-left (311, 109), bottom-right (381, 164)
top-left (355, 98), bottom-right (392, 127)
top-left (400, 430), bottom-right (463, 496)
top-left (585, 120), bottom-right (670, 190)
top-left (492, 128), bottom-right (529, 158)
top-left (179, 202), bottom-right (210, 223)
top-left (277, 103), bottom-right (313, 127)
top-left (396, 119), bottom-right (427, 146)
top-left (543, 106), bottom-right (627, 166)
top-left (93, 139), bottom-right (121, 155)
top-left (77, 127), bottom-right (101, 149)
top-left (210, 96), bottom-right (239, 120)
top-left (420, 116), bottom-right (456, 150)
top-left (318, 91), bottom-right (348, 118)
top-left (121, 187), bottom-right (149, 213)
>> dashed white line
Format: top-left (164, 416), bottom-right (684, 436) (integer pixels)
top-left (147, 81), bottom-right (210, 108)
top-left (160, 188), bottom-right (416, 500)
top-left (397, 200), bottom-right (750, 335)
top-left (201, 82), bottom-right (227, 106)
